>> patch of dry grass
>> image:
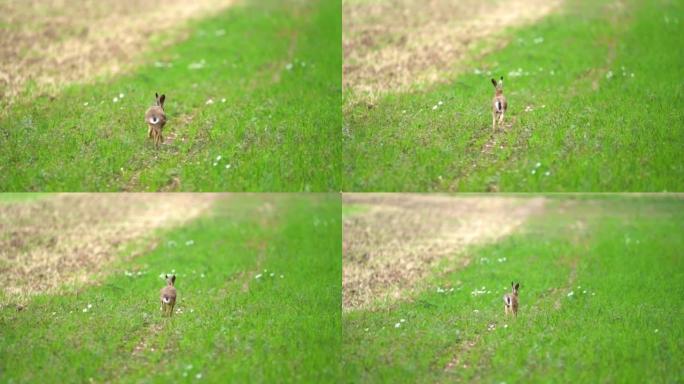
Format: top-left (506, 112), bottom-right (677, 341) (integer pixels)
top-left (343, 0), bottom-right (562, 98)
top-left (0, 193), bottom-right (218, 300)
top-left (342, 194), bottom-right (545, 310)
top-left (0, 0), bottom-right (237, 102)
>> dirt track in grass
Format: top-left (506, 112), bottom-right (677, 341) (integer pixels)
top-left (343, 0), bottom-right (562, 97)
top-left (0, 194), bottom-right (218, 300)
top-left (342, 194), bottom-right (545, 310)
top-left (0, 0), bottom-right (236, 102)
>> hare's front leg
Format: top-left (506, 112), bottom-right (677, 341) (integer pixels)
top-left (499, 111), bottom-right (505, 126)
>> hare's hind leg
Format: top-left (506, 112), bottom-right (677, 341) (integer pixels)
top-left (492, 112), bottom-right (496, 132)
top-left (499, 111), bottom-right (505, 126)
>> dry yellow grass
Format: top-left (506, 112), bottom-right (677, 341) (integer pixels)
top-left (0, 193), bottom-right (218, 300)
top-left (343, 0), bottom-right (562, 98)
top-left (342, 194), bottom-right (545, 310)
top-left (0, 0), bottom-right (237, 102)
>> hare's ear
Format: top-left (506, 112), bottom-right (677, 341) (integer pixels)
top-left (491, 78), bottom-right (497, 87)
top-left (159, 94), bottom-right (166, 108)
top-left (500, 76), bottom-right (504, 82)
top-left (514, 283), bottom-right (520, 290)
top-left (165, 274), bottom-right (168, 279)
top-left (155, 92), bottom-right (159, 100)
top-left (511, 281), bottom-right (514, 287)
top-left (171, 274), bottom-right (176, 284)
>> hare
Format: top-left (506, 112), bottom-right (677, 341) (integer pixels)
top-left (491, 77), bottom-right (508, 131)
top-left (145, 93), bottom-right (167, 147)
top-left (160, 274), bottom-right (177, 317)
top-left (503, 282), bottom-right (519, 316)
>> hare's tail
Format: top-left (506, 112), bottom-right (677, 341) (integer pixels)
top-left (162, 296), bottom-right (172, 304)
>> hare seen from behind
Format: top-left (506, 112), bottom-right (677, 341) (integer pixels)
top-left (503, 282), bottom-right (519, 317)
top-left (160, 274), bottom-right (177, 317)
top-left (145, 93), bottom-right (167, 147)
top-left (491, 77), bottom-right (508, 131)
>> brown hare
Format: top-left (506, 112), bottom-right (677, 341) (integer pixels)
top-left (145, 93), bottom-right (167, 147)
top-left (491, 77), bottom-right (508, 131)
top-left (160, 274), bottom-right (177, 317)
top-left (503, 282), bottom-right (519, 316)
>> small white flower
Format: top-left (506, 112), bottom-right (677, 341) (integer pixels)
top-left (285, 63), bottom-right (293, 70)
top-left (567, 291), bottom-right (574, 297)
top-left (225, 164), bottom-right (231, 169)
top-left (432, 105), bottom-right (438, 110)
top-left (401, 110), bottom-right (407, 114)
top-left (531, 169), bottom-right (536, 175)
top-left (112, 97), bottom-right (119, 103)
top-left (364, 328), bottom-right (369, 332)
top-left (206, 99), bottom-right (214, 105)
top-left (221, 98), bottom-right (226, 103)
top-left (654, 329), bottom-right (659, 333)
top-left (591, 292), bottom-right (596, 296)
top-left (630, 73), bottom-right (634, 78)
top-left (255, 274), bottom-right (262, 279)
top-left (400, 318), bottom-right (406, 323)
top-left (544, 171), bottom-right (551, 176)
top-left (52, 312), bottom-right (56, 315)
top-left (186, 240), bottom-right (194, 246)
top-left (583, 290), bottom-right (587, 294)
top-left (473, 309), bottom-right (479, 313)
top-left (394, 322), bottom-right (401, 328)
top-left (504, 324), bottom-right (508, 328)
top-left (606, 71), bottom-right (614, 79)
top-left (186, 364), bottom-right (193, 370)
top-left (213, 162), bottom-right (217, 166)
top-left (196, 373), bottom-right (203, 379)
top-left (200, 273), bottom-right (205, 278)
top-left (280, 274), bottom-right (284, 278)
top-left (88, 304), bottom-right (93, 309)
top-left (83, 102), bottom-right (89, 106)
top-left (83, 308), bottom-right (88, 312)
top-left (438, 101), bottom-right (443, 105)
top-left (535, 162), bottom-right (541, 168)
top-left (216, 155), bottom-right (222, 161)
top-left (269, 273), bottom-right (275, 277)
top-left (119, 93), bottom-right (124, 98)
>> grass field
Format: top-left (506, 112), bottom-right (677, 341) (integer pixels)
top-left (343, 0), bottom-right (684, 192)
top-left (0, 194), bottom-right (341, 382)
top-left (342, 196), bottom-right (684, 382)
top-left (0, 0), bottom-right (340, 192)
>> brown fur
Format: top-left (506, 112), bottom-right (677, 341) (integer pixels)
top-left (491, 77), bottom-right (508, 131)
top-left (503, 282), bottom-right (519, 317)
top-left (160, 274), bottom-right (177, 317)
top-left (145, 93), bottom-right (167, 148)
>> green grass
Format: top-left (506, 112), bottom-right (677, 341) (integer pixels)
top-left (343, 0), bottom-right (684, 192)
top-left (0, 0), bottom-right (341, 192)
top-left (342, 196), bottom-right (684, 382)
top-left (0, 194), bottom-right (342, 383)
